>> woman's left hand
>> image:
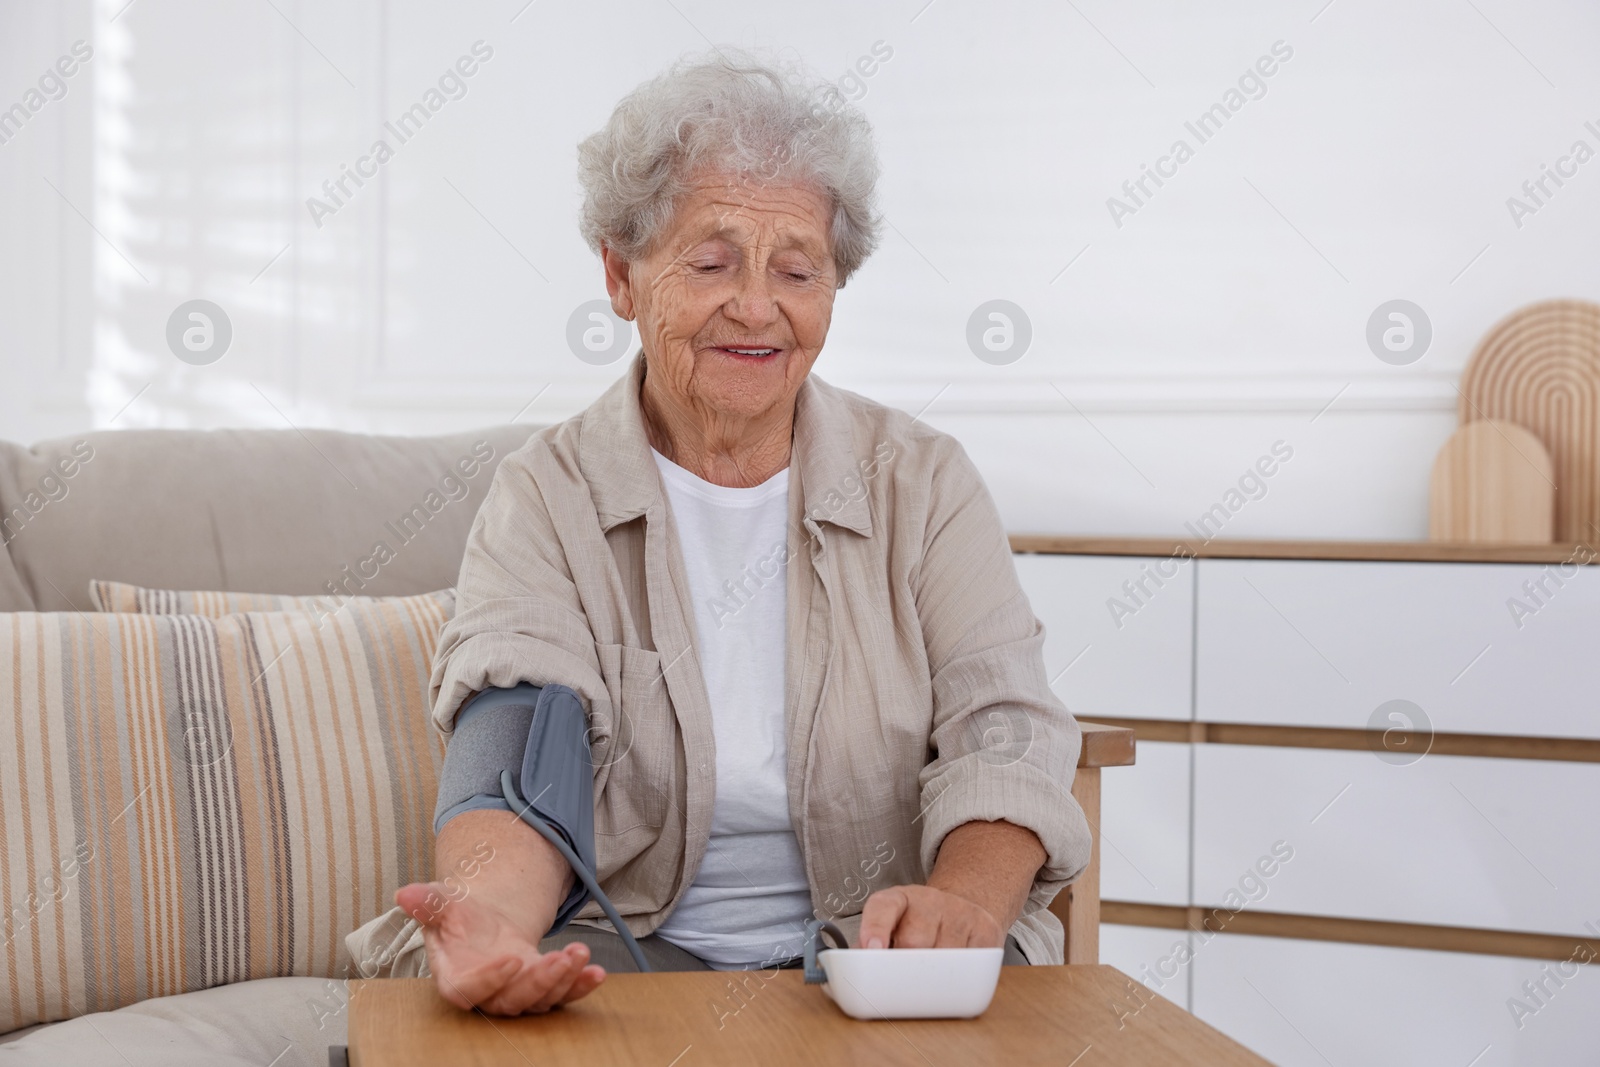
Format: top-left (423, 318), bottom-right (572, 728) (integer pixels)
top-left (856, 884), bottom-right (1005, 949)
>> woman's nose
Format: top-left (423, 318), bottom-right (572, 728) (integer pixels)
top-left (723, 266), bottom-right (780, 329)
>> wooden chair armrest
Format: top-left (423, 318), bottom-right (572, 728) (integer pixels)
top-left (1054, 720), bottom-right (1137, 964)
top-left (1078, 721), bottom-right (1136, 767)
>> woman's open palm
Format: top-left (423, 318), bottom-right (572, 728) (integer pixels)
top-left (394, 882), bottom-right (606, 1016)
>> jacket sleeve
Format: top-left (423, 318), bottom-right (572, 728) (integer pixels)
top-left (428, 440), bottom-right (613, 738)
top-left (910, 435), bottom-right (1093, 904)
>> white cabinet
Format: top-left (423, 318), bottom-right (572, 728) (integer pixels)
top-left (1021, 547), bottom-right (1598, 1065)
top-left (1013, 554), bottom-right (1193, 721)
top-left (1192, 745), bottom-right (1600, 936)
top-left (1195, 559), bottom-right (1600, 738)
top-left (1192, 933), bottom-right (1600, 1067)
top-left (1100, 741), bottom-right (1192, 907)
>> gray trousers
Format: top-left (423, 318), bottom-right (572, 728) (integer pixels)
top-left (540, 927), bottom-right (1031, 973)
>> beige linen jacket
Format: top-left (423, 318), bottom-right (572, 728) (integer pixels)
top-left (348, 352), bottom-right (1091, 972)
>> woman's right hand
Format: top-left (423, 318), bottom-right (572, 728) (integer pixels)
top-left (395, 882), bottom-right (606, 1015)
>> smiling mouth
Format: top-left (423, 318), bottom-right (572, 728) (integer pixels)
top-left (712, 345), bottom-right (782, 359)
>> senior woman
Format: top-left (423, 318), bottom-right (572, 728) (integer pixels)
top-left (351, 50), bottom-right (1091, 1015)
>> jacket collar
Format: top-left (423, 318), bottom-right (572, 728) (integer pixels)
top-left (578, 348), bottom-right (873, 538)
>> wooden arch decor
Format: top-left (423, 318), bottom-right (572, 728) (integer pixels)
top-left (1430, 420), bottom-right (1554, 543)
top-left (1458, 299), bottom-right (1600, 543)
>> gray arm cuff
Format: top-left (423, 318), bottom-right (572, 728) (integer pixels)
top-left (432, 684), bottom-right (540, 835)
top-left (434, 793), bottom-right (513, 831)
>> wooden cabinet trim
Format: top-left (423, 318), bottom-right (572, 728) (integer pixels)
top-left (1104, 901), bottom-right (1600, 963)
top-left (1081, 717), bottom-right (1600, 764)
top-left (1011, 535), bottom-right (1597, 565)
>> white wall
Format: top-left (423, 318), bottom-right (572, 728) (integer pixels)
top-left (2, 0), bottom-right (1597, 541)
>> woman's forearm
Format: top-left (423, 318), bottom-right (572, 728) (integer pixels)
top-left (436, 809), bottom-right (576, 942)
top-left (926, 819), bottom-right (1046, 933)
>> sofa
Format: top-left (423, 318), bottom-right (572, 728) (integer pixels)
top-left (0, 423), bottom-right (533, 1065)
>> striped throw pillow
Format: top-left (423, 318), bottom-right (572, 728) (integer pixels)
top-left (0, 594), bottom-right (449, 1034)
top-left (88, 579), bottom-right (455, 618)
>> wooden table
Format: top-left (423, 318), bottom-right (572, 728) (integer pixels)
top-left (347, 968), bottom-right (1269, 1066)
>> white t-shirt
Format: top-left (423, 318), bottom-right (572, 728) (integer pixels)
top-left (648, 449), bottom-right (813, 969)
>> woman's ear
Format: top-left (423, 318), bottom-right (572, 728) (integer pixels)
top-left (600, 245), bottom-right (636, 321)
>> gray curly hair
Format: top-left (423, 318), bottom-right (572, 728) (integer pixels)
top-left (577, 49), bottom-right (883, 287)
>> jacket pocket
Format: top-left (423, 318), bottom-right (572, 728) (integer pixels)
top-left (591, 642), bottom-right (674, 832)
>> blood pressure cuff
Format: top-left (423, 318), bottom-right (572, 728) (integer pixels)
top-left (433, 682), bottom-right (596, 933)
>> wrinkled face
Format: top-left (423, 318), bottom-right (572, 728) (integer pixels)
top-left (606, 170), bottom-right (838, 425)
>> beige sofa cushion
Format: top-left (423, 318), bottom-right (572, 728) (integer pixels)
top-left (0, 976), bottom-right (347, 1066)
top-left (0, 424), bottom-right (535, 612)
top-left (0, 593), bottom-right (449, 1035)
top-left (88, 578), bottom-right (454, 618)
